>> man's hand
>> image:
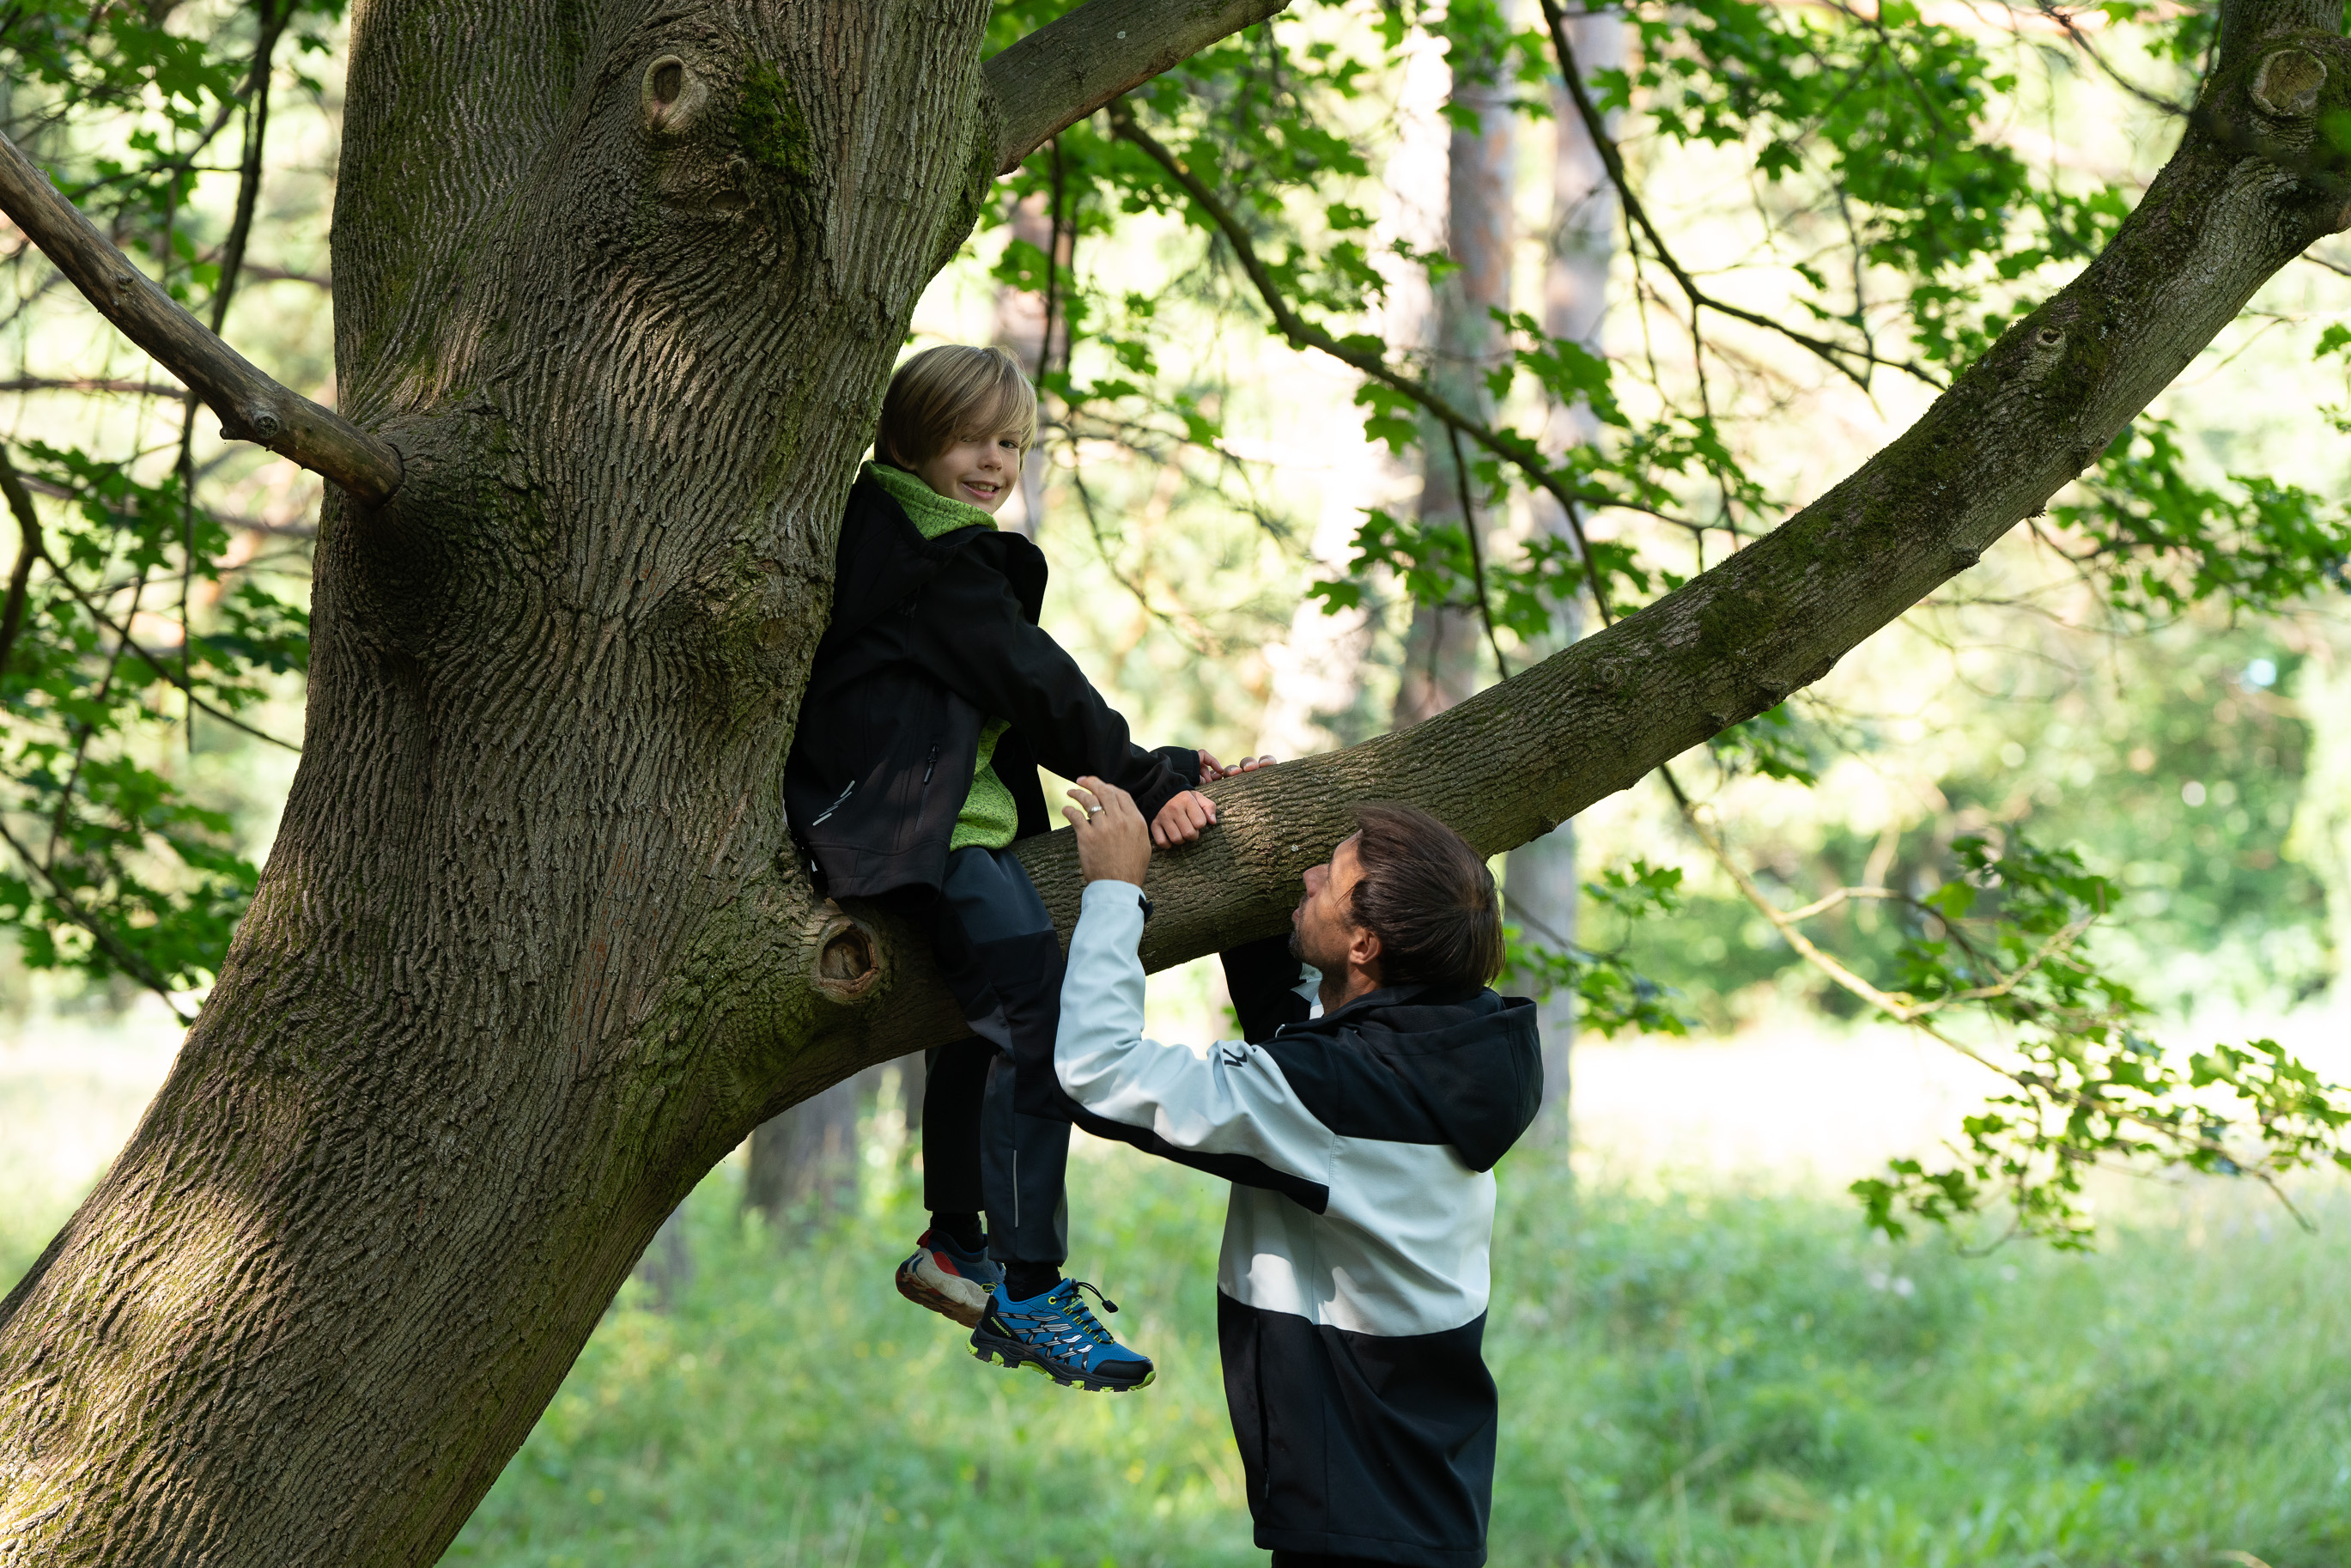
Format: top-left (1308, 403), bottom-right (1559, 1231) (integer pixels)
top-left (1066, 776), bottom-right (1153, 886)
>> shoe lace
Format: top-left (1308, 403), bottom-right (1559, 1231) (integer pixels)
top-left (1050, 1279), bottom-right (1120, 1346)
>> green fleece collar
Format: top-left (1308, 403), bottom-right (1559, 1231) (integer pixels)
top-left (866, 459), bottom-right (999, 542)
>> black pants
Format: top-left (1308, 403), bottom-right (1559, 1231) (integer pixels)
top-left (1269, 1554), bottom-right (1398, 1568)
top-left (919, 845), bottom-right (1070, 1267)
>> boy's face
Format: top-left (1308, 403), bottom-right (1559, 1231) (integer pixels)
top-left (908, 429), bottom-right (1023, 514)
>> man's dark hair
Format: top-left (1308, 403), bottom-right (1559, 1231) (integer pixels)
top-left (1346, 802), bottom-right (1504, 994)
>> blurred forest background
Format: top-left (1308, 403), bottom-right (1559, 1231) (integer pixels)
top-left (9, 0), bottom-right (2351, 1562)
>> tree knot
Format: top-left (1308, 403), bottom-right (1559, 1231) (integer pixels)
top-left (810, 906), bottom-right (881, 1006)
top-left (2251, 48), bottom-right (2327, 119)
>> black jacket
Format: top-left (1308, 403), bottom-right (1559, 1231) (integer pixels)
top-left (785, 471), bottom-right (1194, 899)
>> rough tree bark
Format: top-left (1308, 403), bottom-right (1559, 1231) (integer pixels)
top-left (0, 3), bottom-right (1287, 1561)
top-left (1, 0), bottom-right (2345, 1561)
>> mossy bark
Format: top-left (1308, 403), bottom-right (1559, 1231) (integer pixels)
top-left (0, 0), bottom-right (2345, 1562)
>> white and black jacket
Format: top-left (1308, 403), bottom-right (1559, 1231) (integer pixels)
top-left (1055, 881), bottom-right (1543, 1568)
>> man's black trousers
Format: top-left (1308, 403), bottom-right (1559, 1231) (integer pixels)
top-left (918, 843), bottom-right (1070, 1267)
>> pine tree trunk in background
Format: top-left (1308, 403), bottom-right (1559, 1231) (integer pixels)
top-left (1505, 6), bottom-right (1624, 1133)
top-left (631, 1203), bottom-right (694, 1311)
top-left (744, 1068), bottom-right (869, 1242)
top-left (991, 191), bottom-right (1064, 538)
top-left (1394, 18), bottom-right (1513, 726)
top-left (1257, 36), bottom-right (1450, 760)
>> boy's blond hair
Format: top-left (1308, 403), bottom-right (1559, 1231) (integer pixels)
top-left (878, 344), bottom-right (1039, 467)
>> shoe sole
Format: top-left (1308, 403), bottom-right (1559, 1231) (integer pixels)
top-left (969, 1333), bottom-right (1155, 1394)
top-left (896, 1261), bottom-right (991, 1329)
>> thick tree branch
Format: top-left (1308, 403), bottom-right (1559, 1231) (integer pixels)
top-left (984, 0), bottom-right (1293, 174)
top-left (0, 129), bottom-right (402, 506)
top-left (974, 0), bottom-right (2350, 989)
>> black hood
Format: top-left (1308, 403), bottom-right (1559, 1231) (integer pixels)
top-left (1289, 986), bottom-right (1543, 1172)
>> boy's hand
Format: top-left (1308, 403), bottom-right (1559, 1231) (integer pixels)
top-left (1151, 788), bottom-right (1216, 848)
top-left (1064, 777), bottom-right (1152, 886)
top-left (1198, 751), bottom-right (1277, 783)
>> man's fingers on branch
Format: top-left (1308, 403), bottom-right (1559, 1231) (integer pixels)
top-left (1067, 776), bottom-right (1152, 886)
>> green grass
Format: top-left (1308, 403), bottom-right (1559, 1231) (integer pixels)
top-left (430, 1138), bottom-right (2351, 1568)
top-left (9, 1106), bottom-right (2351, 1567)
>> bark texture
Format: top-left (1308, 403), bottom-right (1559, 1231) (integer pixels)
top-left (0, 0), bottom-right (2344, 1561)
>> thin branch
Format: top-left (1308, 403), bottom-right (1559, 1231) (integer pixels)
top-left (0, 446), bottom-right (44, 673)
top-left (42, 567), bottom-right (303, 753)
top-left (1534, 0), bottom-right (1947, 393)
top-left (983, 0), bottom-right (1294, 174)
top-left (0, 814), bottom-right (194, 1024)
top-left (1445, 424), bottom-right (1511, 681)
top-left (0, 376), bottom-right (188, 397)
top-left (1109, 105), bottom-right (1620, 626)
top-left (0, 126), bottom-right (401, 505)
top-left (181, 0), bottom-right (293, 746)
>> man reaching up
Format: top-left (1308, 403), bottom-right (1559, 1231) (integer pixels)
top-left (1038, 778), bottom-right (1542, 1568)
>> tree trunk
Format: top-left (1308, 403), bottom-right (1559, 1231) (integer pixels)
top-left (744, 1066), bottom-right (867, 1241)
top-left (1, 2), bottom-right (2343, 1561)
top-left (0, 3), bottom-right (1285, 1560)
top-left (1394, 17), bottom-right (1515, 726)
top-left (1504, 6), bottom-right (1623, 1130)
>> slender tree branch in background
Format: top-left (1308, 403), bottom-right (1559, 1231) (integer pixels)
top-left (0, 126), bottom-right (402, 505)
top-left (0, 815), bottom-right (193, 1024)
top-left (0, 377), bottom-right (188, 396)
top-left (0, 447), bottom-right (45, 673)
top-left (1536, 0), bottom-right (1947, 393)
top-left (211, 0), bottom-right (291, 338)
top-left (1110, 104), bottom-right (1621, 626)
top-left (984, 0), bottom-right (1296, 173)
top-left (1654, 761), bottom-right (2275, 1197)
top-left (1445, 424), bottom-right (1512, 681)
top-left (0, 459), bottom-right (303, 751)
top-left (45, 565), bottom-right (303, 752)
top-left (179, 0), bottom-right (292, 745)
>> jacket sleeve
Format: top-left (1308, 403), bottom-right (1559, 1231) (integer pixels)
top-left (1219, 935), bottom-right (1314, 1044)
top-left (914, 555), bottom-right (1190, 822)
top-left (1056, 881), bottom-right (1333, 1176)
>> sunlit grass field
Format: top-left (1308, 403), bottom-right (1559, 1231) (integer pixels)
top-left (428, 1137), bottom-right (2351, 1568)
top-left (9, 1048), bottom-right (2351, 1568)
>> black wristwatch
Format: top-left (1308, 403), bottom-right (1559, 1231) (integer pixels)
top-left (1137, 893), bottom-right (1154, 923)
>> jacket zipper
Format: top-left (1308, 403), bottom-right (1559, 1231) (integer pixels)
top-left (809, 780), bottom-right (857, 826)
top-left (920, 744), bottom-right (939, 786)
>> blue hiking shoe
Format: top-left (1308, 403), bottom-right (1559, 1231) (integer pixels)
top-left (970, 1279), bottom-right (1154, 1393)
top-left (895, 1228), bottom-right (1004, 1329)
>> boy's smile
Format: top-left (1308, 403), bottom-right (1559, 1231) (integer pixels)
top-left (909, 430), bottom-right (1024, 514)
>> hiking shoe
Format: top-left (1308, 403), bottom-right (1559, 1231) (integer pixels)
top-left (969, 1279), bottom-right (1154, 1393)
top-left (895, 1229), bottom-right (1004, 1329)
